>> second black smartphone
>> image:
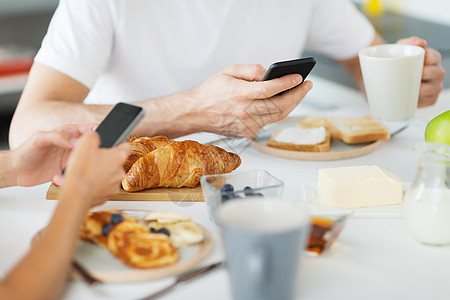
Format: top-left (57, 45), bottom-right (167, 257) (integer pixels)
top-left (96, 102), bottom-right (145, 148)
top-left (262, 57), bottom-right (317, 84)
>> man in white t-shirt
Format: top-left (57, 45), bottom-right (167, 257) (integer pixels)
top-left (9, 0), bottom-right (445, 147)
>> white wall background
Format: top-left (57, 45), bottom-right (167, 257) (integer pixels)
top-left (0, 0), bottom-right (448, 25)
top-left (353, 0), bottom-right (450, 25)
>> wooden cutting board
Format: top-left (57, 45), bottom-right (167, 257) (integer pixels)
top-left (46, 184), bottom-right (204, 202)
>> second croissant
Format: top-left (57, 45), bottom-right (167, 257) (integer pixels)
top-left (122, 138), bottom-right (241, 192)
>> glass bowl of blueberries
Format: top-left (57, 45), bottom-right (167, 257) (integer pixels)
top-left (200, 169), bottom-right (284, 224)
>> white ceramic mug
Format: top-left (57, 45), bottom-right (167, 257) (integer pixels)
top-left (359, 44), bottom-right (425, 121)
top-left (217, 198), bottom-right (310, 300)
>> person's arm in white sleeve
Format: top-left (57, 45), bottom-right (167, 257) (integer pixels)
top-left (10, 1), bottom-right (314, 146)
top-left (10, 62), bottom-right (312, 148)
top-left (9, 1), bottom-right (314, 148)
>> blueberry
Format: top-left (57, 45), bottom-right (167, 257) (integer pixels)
top-left (158, 227), bottom-right (171, 237)
top-left (243, 186), bottom-right (255, 196)
top-left (242, 186), bottom-right (263, 197)
top-left (220, 184), bottom-right (234, 193)
top-left (221, 194), bottom-right (234, 203)
top-left (150, 227), bottom-right (157, 233)
top-left (231, 194), bottom-right (242, 199)
top-left (110, 213), bottom-right (124, 225)
top-left (246, 192), bottom-right (263, 198)
top-left (102, 224), bottom-right (113, 236)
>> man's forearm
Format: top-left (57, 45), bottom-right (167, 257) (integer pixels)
top-left (10, 90), bottom-right (203, 149)
top-left (9, 62), bottom-right (202, 148)
top-left (136, 89), bottom-right (205, 139)
top-left (9, 100), bottom-right (112, 148)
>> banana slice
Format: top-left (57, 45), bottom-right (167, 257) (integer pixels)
top-left (144, 211), bottom-right (205, 247)
top-left (144, 211), bottom-right (190, 224)
top-left (165, 221), bottom-right (204, 248)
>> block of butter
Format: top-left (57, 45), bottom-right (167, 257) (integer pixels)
top-left (318, 165), bottom-right (404, 208)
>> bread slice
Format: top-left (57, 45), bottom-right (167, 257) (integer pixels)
top-left (267, 126), bottom-right (331, 152)
top-left (326, 116), bottom-right (390, 144)
top-left (299, 116), bottom-right (328, 127)
top-left (298, 116), bottom-right (340, 140)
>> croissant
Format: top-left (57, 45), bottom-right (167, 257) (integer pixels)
top-left (122, 140), bottom-right (241, 192)
top-left (123, 135), bottom-right (173, 172)
top-left (79, 210), bottom-right (179, 269)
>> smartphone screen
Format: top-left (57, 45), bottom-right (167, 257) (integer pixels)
top-left (262, 57), bottom-right (316, 83)
top-left (96, 102), bottom-right (145, 148)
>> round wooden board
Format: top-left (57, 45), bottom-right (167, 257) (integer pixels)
top-left (250, 116), bottom-right (385, 161)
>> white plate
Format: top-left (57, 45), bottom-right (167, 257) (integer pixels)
top-left (302, 182), bottom-right (407, 218)
top-left (72, 210), bottom-right (214, 283)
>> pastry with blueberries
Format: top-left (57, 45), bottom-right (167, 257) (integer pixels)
top-left (79, 210), bottom-right (179, 269)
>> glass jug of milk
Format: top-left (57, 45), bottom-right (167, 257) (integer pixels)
top-left (404, 142), bottom-right (450, 246)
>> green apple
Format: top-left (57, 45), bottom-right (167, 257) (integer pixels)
top-left (425, 110), bottom-right (450, 145)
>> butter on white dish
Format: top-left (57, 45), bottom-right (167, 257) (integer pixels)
top-left (267, 126), bottom-right (330, 152)
top-left (318, 165), bottom-right (404, 209)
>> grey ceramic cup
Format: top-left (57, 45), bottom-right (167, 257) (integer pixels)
top-left (217, 198), bottom-right (310, 300)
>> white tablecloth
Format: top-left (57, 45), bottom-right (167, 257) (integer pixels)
top-left (1, 75), bottom-right (449, 300)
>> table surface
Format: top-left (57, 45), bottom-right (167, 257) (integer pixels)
top-left (0, 75), bottom-right (449, 300)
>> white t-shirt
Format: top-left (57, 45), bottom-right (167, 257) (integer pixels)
top-left (35, 0), bottom-right (374, 104)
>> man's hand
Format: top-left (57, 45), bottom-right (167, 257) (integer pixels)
top-left (10, 124), bottom-right (96, 187)
top-left (396, 36), bottom-right (446, 107)
top-left (188, 64), bottom-right (313, 137)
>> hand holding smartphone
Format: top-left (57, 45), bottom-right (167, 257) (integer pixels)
top-left (95, 102), bottom-right (146, 148)
top-left (262, 57), bottom-right (316, 85)
top-left (61, 102), bottom-right (145, 175)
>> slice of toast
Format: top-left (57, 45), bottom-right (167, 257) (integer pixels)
top-left (325, 116), bottom-right (390, 144)
top-left (298, 116), bottom-right (340, 140)
top-left (267, 127), bottom-right (331, 152)
top-left (299, 116), bottom-right (328, 127)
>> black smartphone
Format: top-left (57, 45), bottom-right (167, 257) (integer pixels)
top-left (262, 57), bottom-right (317, 84)
top-left (61, 102), bottom-right (145, 175)
top-left (96, 102), bottom-right (145, 148)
